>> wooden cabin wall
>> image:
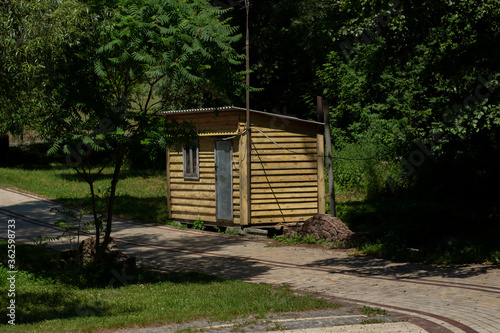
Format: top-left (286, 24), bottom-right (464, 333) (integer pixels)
top-left (167, 138), bottom-right (240, 224)
top-left (166, 111), bottom-right (241, 135)
top-left (248, 115), bottom-right (323, 224)
top-left (232, 138), bottom-right (241, 224)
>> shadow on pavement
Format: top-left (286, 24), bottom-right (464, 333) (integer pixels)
top-left (115, 226), bottom-right (273, 281)
top-left (307, 255), bottom-right (500, 279)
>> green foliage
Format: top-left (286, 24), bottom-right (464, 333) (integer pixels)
top-left (95, 0), bottom-right (243, 106)
top-left (358, 239), bottom-right (500, 265)
top-left (271, 234), bottom-right (342, 248)
top-left (332, 138), bottom-right (399, 198)
top-left (52, 207), bottom-right (96, 251)
top-left (4, 0), bottom-right (243, 257)
top-left (192, 218), bottom-right (206, 231)
top-left (165, 221), bottom-right (187, 229)
top-left (360, 306), bottom-right (387, 316)
top-left (272, 234), bottom-right (315, 246)
top-left (242, 0), bottom-right (342, 115)
top-left (224, 228), bottom-right (241, 236)
top-left (0, 0), bottom-right (90, 136)
top-left (317, 0), bottom-right (500, 203)
top-left (357, 232), bottom-right (410, 261)
top-left (339, 196), bottom-right (500, 264)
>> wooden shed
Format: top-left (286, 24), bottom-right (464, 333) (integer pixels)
top-left (160, 106), bottom-right (326, 226)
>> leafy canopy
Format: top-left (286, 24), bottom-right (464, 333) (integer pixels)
top-left (20, 0), bottom-right (244, 254)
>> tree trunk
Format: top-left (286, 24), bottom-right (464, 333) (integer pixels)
top-left (0, 134), bottom-right (9, 159)
top-left (89, 182), bottom-right (101, 249)
top-left (100, 146), bottom-right (126, 252)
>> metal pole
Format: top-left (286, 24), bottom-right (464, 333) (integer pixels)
top-left (245, 0), bottom-right (251, 225)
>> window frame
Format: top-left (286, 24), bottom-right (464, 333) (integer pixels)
top-left (183, 141), bottom-right (199, 180)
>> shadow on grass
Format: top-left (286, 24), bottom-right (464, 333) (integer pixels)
top-left (337, 197), bottom-right (500, 265)
top-left (44, 195), bottom-right (169, 224)
top-left (14, 289), bottom-right (118, 324)
top-left (1, 143), bottom-right (111, 170)
top-left (54, 169), bottom-right (155, 183)
top-left (0, 241), bottom-right (236, 325)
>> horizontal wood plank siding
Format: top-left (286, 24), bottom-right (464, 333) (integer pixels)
top-left (165, 109), bottom-right (324, 227)
top-left (165, 112), bottom-right (240, 135)
top-left (169, 143), bottom-right (216, 221)
top-left (249, 115), bottom-right (321, 224)
top-left (169, 137), bottom-right (240, 224)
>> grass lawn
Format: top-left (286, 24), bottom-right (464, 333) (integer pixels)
top-left (0, 242), bottom-right (339, 332)
top-left (336, 196), bottom-right (500, 264)
top-left (1, 143), bottom-right (170, 223)
top-left (0, 165), bottom-right (169, 224)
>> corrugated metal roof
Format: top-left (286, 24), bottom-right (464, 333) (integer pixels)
top-left (198, 129), bottom-right (239, 136)
top-left (158, 106), bottom-right (324, 126)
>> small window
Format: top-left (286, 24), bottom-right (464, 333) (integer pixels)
top-left (183, 141), bottom-right (199, 179)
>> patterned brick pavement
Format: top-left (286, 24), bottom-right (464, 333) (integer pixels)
top-left (1, 188), bottom-right (500, 333)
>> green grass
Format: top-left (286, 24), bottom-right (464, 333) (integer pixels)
top-left (359, 306), bottom-right (387, 316)
top-left (0, 242), bottom-right (339, 332)
top-left (0, 164), bottom-right (169, 224)
top-left (360, 319), bottom-right (384, 324)
top-left (337, 196), bottom-right (500, 264)
top-left (270, 234), bottom-right (341, 248)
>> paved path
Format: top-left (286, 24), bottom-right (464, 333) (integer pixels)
top-left (1, 188), bottom-right (500, 333)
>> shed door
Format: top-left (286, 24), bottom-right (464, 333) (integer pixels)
top-left (215, 140), bottom-right (233, 221)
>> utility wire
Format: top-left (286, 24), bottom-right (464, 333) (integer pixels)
top-left (333, 156), bottom-right (384, 160)
top-left (223, 127), bottom-right (384, 160)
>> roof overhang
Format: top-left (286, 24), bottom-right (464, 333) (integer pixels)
top-left (158, 106), bottom-right (324, 126)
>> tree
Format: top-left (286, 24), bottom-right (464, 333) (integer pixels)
top-left (0, 0), bottom-right (84, 141)
top-left (34, 0), bottom-right (243, 257)
top-left (317, 0), bottom-right (500, 198)
top-left (241, 0), bottom-right (339, 116)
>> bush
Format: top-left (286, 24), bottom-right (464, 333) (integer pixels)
top-left (333, 140), bottom-right (398, 198)
top-left (192, 218), bottom-right (205, 230)
top-left (126, 138), bottom-right (166, 171)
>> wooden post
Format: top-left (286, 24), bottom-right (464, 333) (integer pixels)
top-left (317, 97), bottom-right (324, 122)
top-left (323, 99), bottom-right (336, 217)
top-left (316, 132), bottom-right (326, 214)
top-left (245, 0), bottom-right (252, 225)
top-left (316, 97), bottom-right (326, 214)
top-left (318, 97), bottom-right (336, 217)
top-left (166, 149), bottom-right (172, 219)
top-left (240, 127), bottom-right (250, 225)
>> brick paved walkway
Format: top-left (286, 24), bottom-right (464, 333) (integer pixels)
top-left (1, 188), bottom-right (500, 333)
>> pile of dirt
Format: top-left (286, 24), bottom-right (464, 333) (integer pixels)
top-left (284, 214), bottom-right (361, 247)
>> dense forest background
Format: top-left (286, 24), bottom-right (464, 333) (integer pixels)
top-left (1, 0), bottom-right (499, 262)
top-left (221, 0), bottom-right (500, 260)
top-left (226, 0), bottom-right (500, 200)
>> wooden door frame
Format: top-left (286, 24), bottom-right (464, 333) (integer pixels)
top-left (214, 139), bottom-right (234, 222)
